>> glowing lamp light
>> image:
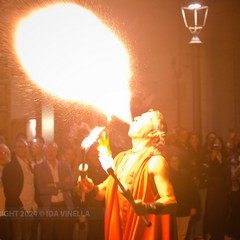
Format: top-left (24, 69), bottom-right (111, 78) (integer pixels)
top-left (14, 3), bottom-right (132, 123)
top-left (181, 3), bottom-right (208, 44)
top-left (27, 119), bottom-right (36, 140)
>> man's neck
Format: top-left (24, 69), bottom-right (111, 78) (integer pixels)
top-left (34, 154), bottom-right (43, 162)
top-left (48, 159), bottom-right (57, 167)
top-left (131, 138), bottom-right (151, 153)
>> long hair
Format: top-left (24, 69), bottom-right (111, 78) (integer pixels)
top-left (148, 109), bottom-right (168, 148)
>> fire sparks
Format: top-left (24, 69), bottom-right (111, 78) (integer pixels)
top-left (14, 3), bottom-right (132, 123)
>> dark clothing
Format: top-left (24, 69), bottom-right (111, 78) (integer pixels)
top-left (34, 160), bottom-right (75, 240)
top-left (40, 202), bottom-right (72, 240)
top-left (227, 190), bottom-right (240, 239)
top-left (0, 216), bottom-right (11, 240)
top-left (85, 154), bottom-right (108, 240)
top-left (2, 155), bottom-right (35, 240)
top-left (11, 214), bottom-right (33, 240)
top-left (174, 142), bottom-right (192, 170)
top-left (170, 169), bottom-right (199, 217)
top-left (204, 159), bottom-right (231, 240)
top-left (34, 160), bottom-right (74, 210)
top-left (188, 146), bottom-right (208, 190)
top-left (2, 156), bottom-right (24, 210)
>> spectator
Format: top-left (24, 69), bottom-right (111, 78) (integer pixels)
top-left (2, 138), bottom-right (37, 240)
top-left (0, 144), bottom-right (11, 240)
top-left (203, 132), bottom-right (217, 160)
top-left (174, 128), bottom-right (191, 170)
top-left (61, 145), bottom-right (79, 182)
top-left (226, 142), bottom-right (240, 240)
top-left (29, 136), bottom-right (45, 167)
top-left (169, 154), bottom-right (199, 240)
top-left (186, 132), bottom-right (207, 240)
top-left (61, 145), bottom-right (81, 239)
top-left (34, 142), bottom-right (75, 240)
top-left (84, 143), bottom-right (108, 240)
top-left (29, 136), bottom-right (45, 240)
top-left (204, 136), bottom-right (231, 240)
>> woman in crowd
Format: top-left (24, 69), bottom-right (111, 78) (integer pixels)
top-left (204, 136), bottom-right (231, 240)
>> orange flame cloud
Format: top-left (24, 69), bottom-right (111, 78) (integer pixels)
top-left (15, 3), bottom-right (132, 123)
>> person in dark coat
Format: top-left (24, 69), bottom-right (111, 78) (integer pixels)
top-left (169, 154), bottom-right (199, 240)
top-left (204, 137), bottom-right (231, 240)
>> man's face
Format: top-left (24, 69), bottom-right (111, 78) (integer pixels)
top-left (44, 143), bottom-right (58, 162)
top-left (30, 140), bottom-right (42, 156)
top-left (63, 148), bottom-right (76, 164)
top-left (128, 112), bottom-right (156, 139)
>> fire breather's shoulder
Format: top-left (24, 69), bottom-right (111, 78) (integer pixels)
top-left (148, 154), bottom-right (167, 173)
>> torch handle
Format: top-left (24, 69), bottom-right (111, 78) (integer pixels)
top-left (79, 163), bottom-right (88, 203)
top-left (81, 190), bottom-right (86, 202)
top-left (107, 168), bottom-right (152, 227)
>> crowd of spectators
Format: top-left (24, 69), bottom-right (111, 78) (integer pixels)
top-left (0, 124), bottom-right (240, 240)
top-left (164, 128), bottom-right (240, 240)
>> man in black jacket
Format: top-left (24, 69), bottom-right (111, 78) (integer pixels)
top-left (2, 138), bottom-right (37, 240)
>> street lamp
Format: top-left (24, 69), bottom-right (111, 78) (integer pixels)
top-left (181, 3), bottom-right (208, 44)
top-left (181, 3), bottom-right (208, 135)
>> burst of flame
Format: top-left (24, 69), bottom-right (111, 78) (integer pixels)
top-left (97, 130), bottom-right (114, 171)
top-left (14, 3), bottom-right (132, 123)
top-left (81, 126), bottom-right (114, 171)
top-left (81, 126), bottom-right (105, 150)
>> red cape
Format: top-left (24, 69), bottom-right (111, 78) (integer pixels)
top-left (104, 147), bottom-right (177, 240)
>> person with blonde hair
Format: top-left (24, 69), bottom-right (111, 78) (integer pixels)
top-left (82, 109), bottom-right (177, 240)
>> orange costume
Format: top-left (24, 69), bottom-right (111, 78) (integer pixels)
top-left (104, 147), bottom-right (176, 240)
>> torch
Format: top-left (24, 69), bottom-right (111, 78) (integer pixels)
top-left (79, 126), bottom-right (105, 203)
top-left (97, 131), bottom-right (152, 227)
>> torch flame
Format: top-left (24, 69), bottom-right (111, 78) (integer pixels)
top-left (81, 125), bottom-right (114, 171)
top-left (81, 126), bottom-right (105, 150)
top-left (97, 130), bottom-right (115, 171)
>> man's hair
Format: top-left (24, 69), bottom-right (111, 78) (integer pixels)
top-left (148, 109), bottom-right (167, 148)
top-left (43, 142), bottom-right (58, 151)
top-left (14, 138), bottom-right (28, 147)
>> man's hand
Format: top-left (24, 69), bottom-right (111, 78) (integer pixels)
top-left (79, 177), bottom-right (95, 193)
top-left (211, 149), bottom-right (222, 163)
top-left (46, 183), bottom-right (56, 188)
top-left (133, 200), bottom-right (177, 215)
top-left (132, 199), bottom-right (147, 216)
top-left (190, 208), bottom-right (197, 216)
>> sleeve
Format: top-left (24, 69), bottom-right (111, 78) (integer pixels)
top-left (34, 164), bottom-right (58, 196)
top-left (56, 161), bottom-right (75, 191)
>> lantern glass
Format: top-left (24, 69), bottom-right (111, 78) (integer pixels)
top-left (181, 4), bottom-right (208, 44)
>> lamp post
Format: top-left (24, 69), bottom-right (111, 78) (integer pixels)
top-left (181, 3), bottom-right (208, 134)
top-left (181, 3), bottom-right (208, 44)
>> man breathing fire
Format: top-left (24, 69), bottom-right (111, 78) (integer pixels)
top-left (81, 109), bottom-right (177, 240)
